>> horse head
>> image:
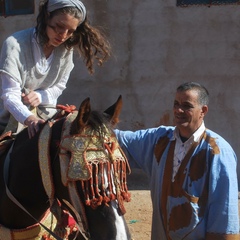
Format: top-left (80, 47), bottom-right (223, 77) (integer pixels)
top-left (70, 95), bottom-right (122, 135)
top-left (55, 95), bottom-right (131, 239)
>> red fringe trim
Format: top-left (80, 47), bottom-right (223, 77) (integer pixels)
top-left (82, 160), bottom-right (131, 214)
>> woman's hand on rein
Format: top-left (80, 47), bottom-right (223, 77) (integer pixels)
top-left (24, 115), bottom-right (45, 139)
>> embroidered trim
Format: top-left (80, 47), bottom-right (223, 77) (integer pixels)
top-left (0, 209), bottom-right (56, 240)
top-left (59, 111), bottom-right (131, 214)
top-left (38, 110), bottom-right (131, 222)
top-left (38, 122), bottom-right (54, 205)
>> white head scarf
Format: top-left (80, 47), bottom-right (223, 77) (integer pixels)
top-left (47, 0), bottom-right (86, 23)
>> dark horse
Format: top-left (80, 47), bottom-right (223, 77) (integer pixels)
top-left (0, 96), bottom-right (131, 240)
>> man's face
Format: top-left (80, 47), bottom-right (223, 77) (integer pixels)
top-left (173, 90), bottom-right (207, 138)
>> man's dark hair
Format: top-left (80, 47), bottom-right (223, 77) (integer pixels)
top-left (177, 82), bottom-right (209, 105)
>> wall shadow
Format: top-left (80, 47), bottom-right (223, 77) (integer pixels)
top-left (127, 168), bottom-right (150, 191)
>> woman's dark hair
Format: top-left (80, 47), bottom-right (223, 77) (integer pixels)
top-left (35, 0), bottom-right (111, 74)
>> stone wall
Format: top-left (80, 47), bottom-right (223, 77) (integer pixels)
top-left (1, 0), bottom-right (240, 185)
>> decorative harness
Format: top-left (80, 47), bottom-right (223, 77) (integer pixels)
top-left (38, 111), bottom-right (131, 238)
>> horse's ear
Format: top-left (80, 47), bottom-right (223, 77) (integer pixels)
top-left (70, 97), bottom-right (91, 134)
top-left (104, 95), bottom-right (122, 126)
top-left (79, 97), bottom-right (91, 123)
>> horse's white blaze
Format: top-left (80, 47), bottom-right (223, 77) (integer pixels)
top-left (111, 200), bottom-right (128, 240)
top-left (100, 165), bottom-right (128, 239)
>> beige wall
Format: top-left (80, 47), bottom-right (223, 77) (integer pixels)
top-left (1, 0), bottom-right (240, 185)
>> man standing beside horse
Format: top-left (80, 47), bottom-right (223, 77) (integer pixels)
top-left (115, 82), bottom-right (239, 240)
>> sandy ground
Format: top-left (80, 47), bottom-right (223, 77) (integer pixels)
top-left (125, 169), bottom-right (152, 240)
top-left (124, 169), bottom-right (240, 240)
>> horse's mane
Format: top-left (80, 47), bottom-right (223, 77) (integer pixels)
top-left (88, 110), bottom-right (113, 132)
top-left (70, 110), bottom-right (114, 137)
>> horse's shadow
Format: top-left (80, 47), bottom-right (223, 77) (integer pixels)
top-left (127, 169), bottom-right (150, 191)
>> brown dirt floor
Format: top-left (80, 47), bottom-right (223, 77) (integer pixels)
top-left (125, 169), bottom-right (152, 240)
